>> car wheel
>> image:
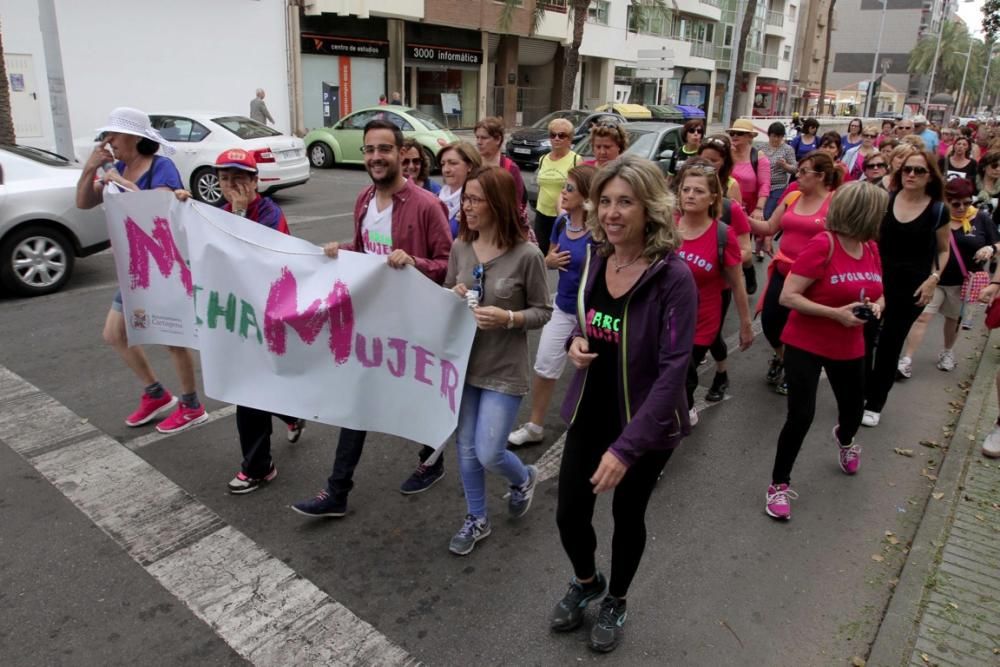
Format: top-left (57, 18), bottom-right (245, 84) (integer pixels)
top-left (0, 224), bottom-right (75, 297)
top-left (309, 142), bottom-right (334, 168)
top-left (193, 167), bottom-right (223, 206)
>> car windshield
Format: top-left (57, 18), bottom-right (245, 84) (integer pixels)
top-left (573, 129), bottom-right (654, 158)
top-left (212, 116), bottom-right (282, 139)
top-left (0, 143), bottom-right (73, 166)
top-left (406, 109), bottom-right (447, 131)
top-left (532, 111), bottom-right (590, 130)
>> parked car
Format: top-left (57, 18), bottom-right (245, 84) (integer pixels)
top-left (594, 103), bottom-right (652, 120)
top-left (574, 122), bottom-right (684, 175)
top-left (0, 144), bottom-right (109, 297)
top-left (505, 110), bottom-right (626, 170)
top-left (75, 112), bottom-right (310, 206)
top-left (304, 106), bottom-right (458, 170)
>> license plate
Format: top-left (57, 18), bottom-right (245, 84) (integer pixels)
top-left (281, 149), bottom-right (302, 158)
top-left (513, 147), bottom-right (531, 155)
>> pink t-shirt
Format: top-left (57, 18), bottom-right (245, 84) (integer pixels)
top-left (677, 220), bottom-right (742, 346)
top-left (781, 233), bottom-right (883, 360)
top-left (732, 155), bottom-right (771, 213)
top-left (726, 199), bottom-right (751, 236)
top-left (774, 191), bottom-right (833, 275)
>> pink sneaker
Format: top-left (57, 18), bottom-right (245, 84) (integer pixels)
top-left (833, 425), bottom-right (862, 475)
top-left (125, 392), bottom-right (178, 427)
top-left (155, 403), bottom-right (209, 434)
top-left (765, 483), bottom-right (798, 520)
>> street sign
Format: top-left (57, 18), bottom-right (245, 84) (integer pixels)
top-left (638, 49), bottom-right (674, 59)
top-left (636, 68), bottom-right (675, 78)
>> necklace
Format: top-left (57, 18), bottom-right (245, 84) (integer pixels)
top-left (566, 223), bottom-right (585, 232)
top-left (612, 252), bottom-right (643, 273)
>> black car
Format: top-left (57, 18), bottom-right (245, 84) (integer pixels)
top-left (505, 110), bottom-right (626, 170)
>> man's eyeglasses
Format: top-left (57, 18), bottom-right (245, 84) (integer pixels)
top-left (361, 144), bottom-right (395, 155)
top-left (472, 263), bottom-right (485, 301)
top-left (549, 132), bottom-right (570, 140)
top-left (896, 126), bottom-right (913, 132)
top-left (865, 161), bottom-right (887, 169)
top-left (400, 158), bottom-right (422, 167)
top-left (901, 165), bottom-right (929, 176)
top-left (948, 199), bottom-right (973, 208)
top-left (462, 194), bottom-right (486, 206)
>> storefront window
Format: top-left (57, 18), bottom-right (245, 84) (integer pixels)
top-left (414, 69), bottom-right (478, 128)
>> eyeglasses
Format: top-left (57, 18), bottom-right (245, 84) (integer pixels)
top-left (896, 126), bottom-right (913, 132)
top-left (685, 165), bottom-right (717, 175)
top-left (727, 131), bottom-right (751, 138)
top-left (549, 132), bottom-right (570, 140)
top-left (901, 165), bottom-right (929, 176)
top-left (361, 144), bottom-right (395, 155)
top-left (562, 183), bottom-right (577, 193)
top-left (462, 194), bottom-right (486, 206)
top-left (400, 158), bottom-right (422, 167)
top-left (688, 128), bottom-right (704, 135)
top-left (796, 168), bottom-right (821, 176)
top-left (862, 133), bottom-right (878, 138)
top-left (472, 263), bottom-right (485, 301)
top-left (864, 162), bottom-right (887, 169)
top-left (948, 199), bottom-right (973, 208)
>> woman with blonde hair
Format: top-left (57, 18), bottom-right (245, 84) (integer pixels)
top-left (551, 155), bottom-right (697, 653)
top-left (766, 182), bottom-right (887, 520)
top-left (535, 117), bottom-right (580, 254)
top-left (437, 140), bottom-right (482, 238)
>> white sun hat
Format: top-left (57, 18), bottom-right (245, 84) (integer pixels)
top-left (95, 107), bottom-right (175, 155)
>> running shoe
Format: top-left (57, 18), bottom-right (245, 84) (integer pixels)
top-left (124, 392), bottom-right (178, 427)
top-left (983, 422), bottom-right (1000, 459)
top-left (508, 422), bottom-right (544, 446)
top-left (155, 403), bottom-right (208, 434)
top-left (227, 465), bottom-right (277, 494)
top-left (508, 465), bottom-right (538, 518)
top-left (590, 596), bottom-right (628, 653)
top-left (861, 410), bottom-right (881, 428)
top-left (775, 381), bottom-right (788, 396)
top-left (550, 573), bottom-right (608, 632)
top-left (286, 418), bottom-right (306, 443)
top-left (896, 356), bottom-right (912, 379)
top-left (936, 349), bottom-right (956, 372)
top-left (449, 514), bottom-right (491, 555)
top-left (291, 489), bottom-right (347, 517)
top-left (834, 426), bottom-right (862, 475)
top-left (766, 355), bottom-right (783, 385)
top-left (688, 407), bottom-right (699, 427)
top-left (399, 461), bottom-right (445, 495)
top-left (705, 372), bottom-right (729, 402)
top-left (765, 483), bottom-right (798, 520)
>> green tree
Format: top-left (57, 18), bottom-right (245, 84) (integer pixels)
top-left (985, 0), bottom-right (1000, 40)
top-left (818, 0), bottom-right (836, 117)
top-left (908, 20), bottom-right (990, 113)
top-left (730, 0), bottom-right (758, 122)
top-left (0, 23), bottom-right (15, 145)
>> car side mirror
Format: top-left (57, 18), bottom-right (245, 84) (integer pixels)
top-left (658, 149), bottom-right (674, 161)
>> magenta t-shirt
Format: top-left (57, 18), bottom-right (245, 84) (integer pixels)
top-left (731, 155), bottom-right (771, 214)
top-left (774, 191), bottom-right (833, 275)
top-left (677, 219), bottom-right (742, 346)
top-left (782, 233), bottom-right (883, 360)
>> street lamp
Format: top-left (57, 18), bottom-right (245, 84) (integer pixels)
top-left (924, 0), bottom-right (945, 111)
top-left (954, 40), bottom-right (974, 116)
top-left (979, 42), bottom-right (998, 112)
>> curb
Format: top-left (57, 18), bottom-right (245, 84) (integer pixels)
top-left (866, 327), bottom-right (997, 666)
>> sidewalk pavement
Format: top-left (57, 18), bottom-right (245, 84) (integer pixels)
top-left (868, 327), bottom-right (1000, 666)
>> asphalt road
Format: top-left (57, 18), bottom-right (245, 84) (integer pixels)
top-left (0, 167), bottom-right (979, 665)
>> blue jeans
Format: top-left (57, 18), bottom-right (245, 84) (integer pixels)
top-left (456, 385), bottom-right (528, 518)
top-left (763, 187), bottom-right (786, 220)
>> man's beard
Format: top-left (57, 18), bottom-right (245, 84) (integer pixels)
top-left (367, 159), bottom-right (399, 187)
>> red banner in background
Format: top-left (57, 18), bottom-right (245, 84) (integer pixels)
top-left (339, 56), bottom-right (352, 118)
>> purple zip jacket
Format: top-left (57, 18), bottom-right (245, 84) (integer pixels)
top-left (560, 247), bottom-right (697, 467)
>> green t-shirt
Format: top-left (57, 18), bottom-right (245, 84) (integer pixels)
top-left (536, 151), bottom-right (579, 217)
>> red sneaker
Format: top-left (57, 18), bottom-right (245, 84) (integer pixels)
top-left (125, 392), bottom-right (178, 427)
top-left (155, 403), bottom-right (209, 434)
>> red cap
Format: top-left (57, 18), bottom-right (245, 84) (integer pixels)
top-left (214, 148), bottom-right (257, 173)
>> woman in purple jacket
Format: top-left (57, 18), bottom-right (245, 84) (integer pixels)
top-left (550, 155), bottom-right (697, 653)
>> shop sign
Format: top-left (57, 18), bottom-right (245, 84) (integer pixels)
top-left (406, 44), bottom-right (482, 66)
top-left (302, 33), bottom-right (388, 59)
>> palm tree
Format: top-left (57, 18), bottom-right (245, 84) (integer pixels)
top-left (908, 20), bottom-right (975, 93)
top-left (818, 0), bottom-right (836, 117)
top-left (0, 23), bottom-right (16, 145)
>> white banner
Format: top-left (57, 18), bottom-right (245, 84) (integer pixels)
top-left (103, 190), bottom-right (476, 447)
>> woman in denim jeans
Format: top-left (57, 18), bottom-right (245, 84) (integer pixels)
top-left (445, 166), bottom-right (552, 556)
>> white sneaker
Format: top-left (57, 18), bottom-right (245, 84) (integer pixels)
top-left (861, 410), bottom-right (881, 428)
top-left (983, 424), bottom-right (1000, 458)
top-left (937, 349), bottom-right (956, 372)
top-left (689, 408), bottom-right (699, 427)
top-left (508, 422), bottom-right (544, 446)
top-left (897, 356), bottom-right (912, 379)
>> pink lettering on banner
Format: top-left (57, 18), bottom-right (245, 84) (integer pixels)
top-left (263, 267), bottom-right (354, 363)
top-left (125, 216), bottom-right (193, 295)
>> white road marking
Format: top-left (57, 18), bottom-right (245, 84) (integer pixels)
top-left (0, 366), bottom-right (418, 667)
top-left (123, 404), bottom-right (238, 450)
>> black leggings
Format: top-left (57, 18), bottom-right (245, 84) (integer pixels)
top-left (556, 424), bottom-right (672, 598)
top-left (864, 280), bottom-right (925, 413)
top-left (709, 289), bottom-right (732, 362)
top-left (534, 212), bottom-right (558, 256)
top-left (761, 270), bottom-right (790, 350)
top-left (771, 345), bottom-right (866, 485)
top-left (686, 344), bottom-right (711, 408)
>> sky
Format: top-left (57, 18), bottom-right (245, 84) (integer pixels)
top-left (956, 0), bottom-right (985, 37)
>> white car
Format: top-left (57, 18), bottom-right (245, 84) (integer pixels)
top-left (77, 112), bottom-right (310, 206)
top-left (0, 144), bottom-right (108, 296)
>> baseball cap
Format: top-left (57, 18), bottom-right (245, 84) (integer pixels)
top-left (214, 148), bottom-right (258, 172)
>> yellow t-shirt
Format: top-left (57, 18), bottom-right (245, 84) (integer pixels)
top-left (535, 151), bottom-right (579, 217)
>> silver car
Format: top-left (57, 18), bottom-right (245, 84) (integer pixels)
top-left (0, 145), bottom-right (109, 296)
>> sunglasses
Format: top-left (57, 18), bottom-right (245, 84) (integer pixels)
top-left (865, 162), bottom-right (887, 169)
top-left (948, 199), bottom-right (973, 208)
top-left (400, 158), bottom-right (422, 167)
top-left (901, 165), bottom-right (929, 176)
top-left (562, 183), bottom-right (577, 193)
top-left (727, 131), bottom-right (751, 137)
top-left (704, 138), bottom-right (728, 148)
top-left (549, 132), bottom-right (570, 140)
top-left (472, 263), bottom-right (485, 301)
top-left (688, 128), bottom-right (705, 134)
top-left (863, 133), bottom-right (878, 138)
top-left (361, 144), bottom-right (395, 155)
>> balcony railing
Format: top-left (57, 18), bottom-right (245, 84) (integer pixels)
top-left (690, 41), bottom-right (715, 59)
top-left (716, 47), bottom-right (762, 73)
top-left (767, 10), bottom-right (784, 27)
top-left (762, 53), bottom-right (779, 69)
top-left (543, 0), bottom-right (567, 12)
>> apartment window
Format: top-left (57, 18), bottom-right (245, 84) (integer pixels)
top-left (649, 10), bottom-right (665, 35)
top-left (724, 25), bottom-right (733, 46)
top-left (783, 45), bottom-right (791, 61)
top-left (587, 0), bottom-right (610, 25)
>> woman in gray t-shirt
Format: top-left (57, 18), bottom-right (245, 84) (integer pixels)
top-left (444, 166), bottom-right (552, 556)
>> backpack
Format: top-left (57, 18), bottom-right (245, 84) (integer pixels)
top-left (715, 218), bottom-right (730, 272)
top-left (750, 147), bottom-right (759, 174)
